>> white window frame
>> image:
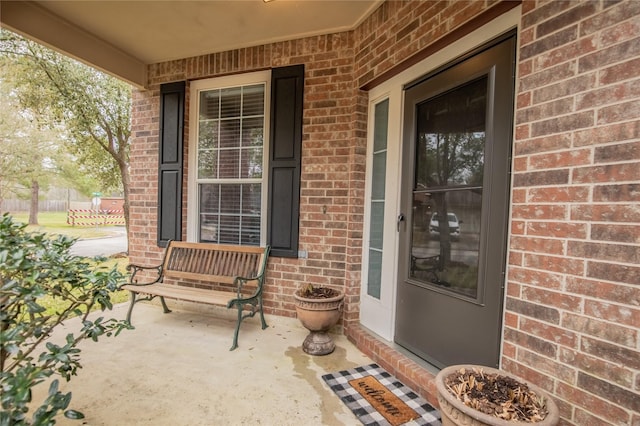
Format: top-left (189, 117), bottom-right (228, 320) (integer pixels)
top-left (187, 70), bottom-right (271, 244)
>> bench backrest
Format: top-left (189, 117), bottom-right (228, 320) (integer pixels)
top-left (162, 241), bottom-right (269, 286)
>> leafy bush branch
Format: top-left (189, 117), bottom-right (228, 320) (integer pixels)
top-left (0, 213), bottom-right (131, 425)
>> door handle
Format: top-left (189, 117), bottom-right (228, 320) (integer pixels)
top-left (397, 213), bottom-right (405, 232)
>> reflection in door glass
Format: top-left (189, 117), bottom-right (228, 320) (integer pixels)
top-left (410, 76), bottom-right (487, 298)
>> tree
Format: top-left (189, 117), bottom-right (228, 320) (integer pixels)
top-left (414, 84), bottom-right (486, 278)
top-left (0, 76), bottom-right (63, 224)
top-left (0, 214), bottom-right (130, 424)
top-left (0, 72), bottom-right (100, 225)
top-left (0, 30), bottom-right (132, 236)
top-left (420, 131), bottom-right (484, 266)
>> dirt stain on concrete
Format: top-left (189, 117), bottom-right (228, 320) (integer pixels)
top-left (285, 344), bottom-right (360, 425)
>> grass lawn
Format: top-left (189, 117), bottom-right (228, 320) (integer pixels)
top-left (38, 257), bottom-right (131, 316)
top-left (5, 211), bottom-right (130, 314)
top-left (97, 257), bottom-right (131, 306)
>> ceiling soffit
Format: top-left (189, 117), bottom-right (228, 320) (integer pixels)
top-left (1, 0), bottom-right (381, 88)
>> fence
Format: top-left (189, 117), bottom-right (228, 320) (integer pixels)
top-left (66, 209), bottom-right (126, 226)
top-left (1, 199), bottom-right (69, 212)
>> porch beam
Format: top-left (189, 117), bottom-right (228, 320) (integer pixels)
top-left (0, 1), bottom-right (147, 89)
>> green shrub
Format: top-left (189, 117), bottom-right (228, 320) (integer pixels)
top-left (0, 213), bottom-right (131, 425)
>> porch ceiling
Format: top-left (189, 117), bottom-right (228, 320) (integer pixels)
top-left (0, 0), bottom-right (381, 89)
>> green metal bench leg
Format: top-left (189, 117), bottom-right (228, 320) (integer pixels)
top-left (230, 305), bottom-right (242, 351)
top-left (258, 296), bottom-right (267, 330)
top-left (126, 291), bottom-right (137, 323)
top-left (159, 296), bottom-right (172, 314)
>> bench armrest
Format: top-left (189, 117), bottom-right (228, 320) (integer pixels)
top-left (232, 271), bottom-right (266, 298)
top-left (126, 263), bottom-right (163, 286)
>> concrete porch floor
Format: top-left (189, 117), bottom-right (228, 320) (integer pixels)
top-left (34, 301), bottom-right (374, 425)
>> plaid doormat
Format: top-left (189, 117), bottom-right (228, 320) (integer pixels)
top-left (322, 364), bottom-right (441, 426)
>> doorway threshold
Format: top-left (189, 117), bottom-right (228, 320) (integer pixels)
top-left (347, 323), bottom-right (441, 407)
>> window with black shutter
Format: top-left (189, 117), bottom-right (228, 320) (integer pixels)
top-left (160, 65), bottom-right (303, 256)
top-left (267, 65), bottom-right (304, 257)
top-left (157, 81), bottom-right (185, 247)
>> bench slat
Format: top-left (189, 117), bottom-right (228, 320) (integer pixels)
top-left (165, 246), bottom-right (260, 279)
top-left (122, 283), bottom-right (240, 306)
top-left (164, 270), bottom-right (237, 284)
top-left (165, 241), bottom-right (265, 254)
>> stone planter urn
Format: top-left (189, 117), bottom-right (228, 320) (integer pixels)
top-left (293, 285), bottom-right (344, 355)
top-left (436, 365), bottom-right (559, 426)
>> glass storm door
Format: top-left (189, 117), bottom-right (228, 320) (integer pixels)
top-left (395, 35), bottom-right (516, 368)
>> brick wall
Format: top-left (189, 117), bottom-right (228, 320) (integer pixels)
top-left (130, 34), bottom-right (365, 324)
top-left (129, 0), bottom-right (639, 423)
top-left (354, 0), bottom-right (495, 86)
top-left (507, 1), bottom-right (640, 424)
top-left (130, 89), bottom-right (162, 265)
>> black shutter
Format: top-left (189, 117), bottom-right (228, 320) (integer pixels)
top-left (157, 82), bottom-right (185, 247)
top-left (268, 65), bottom-right (304, 257)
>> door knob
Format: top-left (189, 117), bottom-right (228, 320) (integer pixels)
top-left (397, 213), bottom-right (405, 231)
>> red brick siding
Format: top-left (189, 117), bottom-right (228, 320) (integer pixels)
top-left (130, 89), bottom-right (163, 268)
top-left (510, 1), bottom-right (640, 423)
top-left (129, 0), bottom-right (640, 423)
top-left (354, 1), bottom-right (497, 88)
top-left (131, 34), bottom-right (363, 322)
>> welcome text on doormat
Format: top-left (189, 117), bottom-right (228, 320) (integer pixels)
top-left (349, 375), bottom-right (419, 425)
top-left (322, 363), bottom-right (441, 426)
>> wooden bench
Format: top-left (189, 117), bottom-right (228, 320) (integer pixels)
top-left (122, 241), bottom-right (270, 350)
